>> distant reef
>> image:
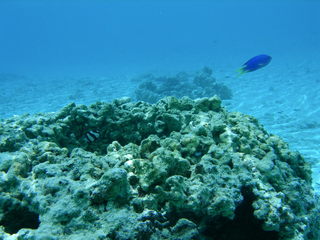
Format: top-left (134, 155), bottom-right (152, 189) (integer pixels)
top-left (134, 67), bottom-right (232, 103)
top-left (0, 96), bottom-right (319, 240)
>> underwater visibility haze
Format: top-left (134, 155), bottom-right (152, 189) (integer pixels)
top-left (0, 0), bottom-right (320, 239)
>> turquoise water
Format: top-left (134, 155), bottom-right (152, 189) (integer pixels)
top-left (1, 0), bottom-right (320, 196)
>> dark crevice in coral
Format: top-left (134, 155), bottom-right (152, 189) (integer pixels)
top-left (0, 205), bottom-right (40, 234)
top-left (202, 187), bottom-right (279, 240)
top-left (166, 207), bottom-right (202, 229)
top-left (23, 129), bottom-right (38, 139)
top-left (166, 187), bottom-right (279, 240)
top-left (227, 159), bottom-right (234, 169)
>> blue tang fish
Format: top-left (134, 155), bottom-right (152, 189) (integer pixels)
top-left (238, 54), bottom-right (272, 74)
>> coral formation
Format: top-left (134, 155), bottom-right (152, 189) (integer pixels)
top-left (134, 67), bottom-right (232, 103)
top-left (0, 96), bottom-right (319, 240)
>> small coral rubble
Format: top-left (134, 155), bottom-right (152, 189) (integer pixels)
top-left (0, 96), bottom-right (319, 240)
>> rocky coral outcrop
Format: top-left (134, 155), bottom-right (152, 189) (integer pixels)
top-left (134, 67), bottom-right (232, 103)
top-left (0, 96), bottom-right (319, 240)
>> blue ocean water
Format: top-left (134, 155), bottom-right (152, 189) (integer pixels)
top-left (1, 0), bottom-right (319, 76)
top-left (0, 0), bottom-right (320, 192)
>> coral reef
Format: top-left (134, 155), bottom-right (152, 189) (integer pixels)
top-left (0, 96), bottom-right (319, 240)
top-left (134, 67), bottom-right (232, 103)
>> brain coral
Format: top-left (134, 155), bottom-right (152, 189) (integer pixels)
top-left (0, 96), bottom-right (319, 240)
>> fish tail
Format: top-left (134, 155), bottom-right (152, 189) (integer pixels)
top-left (235, 67), bottom-right (246, 78)
top-left (237, 67), bottom-right (246, 75)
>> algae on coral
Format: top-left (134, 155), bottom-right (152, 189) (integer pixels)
top-left (0, 96), bottom-right (319, 240)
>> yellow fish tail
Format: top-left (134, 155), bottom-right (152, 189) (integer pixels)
top-left (237, 67), bottom-right (246, 75)
top-left (235, 67), bottom-right (247, 78)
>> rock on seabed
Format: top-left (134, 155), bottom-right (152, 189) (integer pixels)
top-left (0, 96), bottom-right (319, 240)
